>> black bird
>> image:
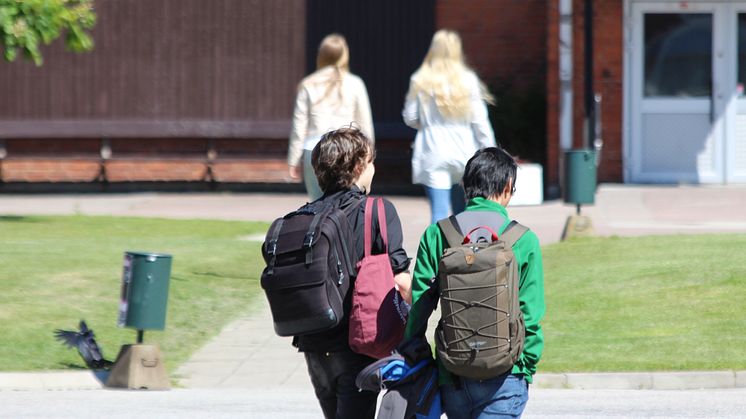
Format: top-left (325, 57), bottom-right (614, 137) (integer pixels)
top-left (54, 320), bottom-right (113, 370)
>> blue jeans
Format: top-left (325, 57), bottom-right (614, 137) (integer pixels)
top-left (424, 185), bottom-right (467, 224)
top-left (441, 374), bottom-right (529, 419)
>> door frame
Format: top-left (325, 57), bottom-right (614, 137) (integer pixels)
top-left (624, 0), bottom-right (732, 183)
top-left (726, 2), bottom-right (746, 181)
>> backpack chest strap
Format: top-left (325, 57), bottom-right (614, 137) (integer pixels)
top-left (437, 216), bottom-right (528, 248)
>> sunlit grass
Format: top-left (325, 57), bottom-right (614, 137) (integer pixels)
top-left (0, 215), bottom-right (268, 372)
top-left (540, 234), bottom-right (746, 372)
top-left (2, 215), bottom-right (744, 373)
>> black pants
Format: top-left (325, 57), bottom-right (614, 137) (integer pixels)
top-left (304, 350), bottom-right (379, 419)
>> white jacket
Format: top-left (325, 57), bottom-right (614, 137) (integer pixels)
top-left (402, 71), bottom-right (495, 189)
top-left (288, 67), bottom-right (374, 166)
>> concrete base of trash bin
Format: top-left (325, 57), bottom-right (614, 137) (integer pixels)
top-left (106, 344), bottom-right (170, 390)
top-left (561, 215), bottom-right (596, 241)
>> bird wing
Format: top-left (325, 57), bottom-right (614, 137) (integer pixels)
top-left (82, 336), bottom-right (105, 362)
top-left (78, 341), bottom-right (96, 367)
top-left (54, 330), bottom-right (81, 349)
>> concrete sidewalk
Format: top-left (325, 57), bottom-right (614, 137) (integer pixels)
top-left (1, 184), bottom-right (746, 392)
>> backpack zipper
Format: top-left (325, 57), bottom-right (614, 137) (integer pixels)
top-left (333, 247), bottom-right (344, 285)
top-left (329, 214), bottom-right (354, 273)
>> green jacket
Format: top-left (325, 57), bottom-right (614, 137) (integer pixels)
top-left (404, 197), bottom-right (546, 384)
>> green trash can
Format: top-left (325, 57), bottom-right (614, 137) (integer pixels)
top-left (118, 251), bottom-right (172, 331)
top-left (564, 149), bottom-right (597, 205)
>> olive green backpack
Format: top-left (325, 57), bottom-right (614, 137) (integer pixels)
top-left (435, 217), bottom-right (527, 380)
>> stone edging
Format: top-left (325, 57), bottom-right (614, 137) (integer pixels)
top-left (534, 371), bottom-right (746, 390)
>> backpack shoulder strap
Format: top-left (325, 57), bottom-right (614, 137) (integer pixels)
top-left (265, 218), bottom-right (285, 276)
top-left (500, 220), bottom-right (529, 248)
top-left (339, 190), bottom-right (366, 215)
top-left (437, 215), bottom-right (463, 248)
top-left (300, 203), bottom-right (334, 265)
top-left (363, 197), bottom-right (374, 257)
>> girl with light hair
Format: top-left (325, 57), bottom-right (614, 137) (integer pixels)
top-left (288, 34), bottom-right (374, 200)
top-left (403, 29), bottom-right (496, 223)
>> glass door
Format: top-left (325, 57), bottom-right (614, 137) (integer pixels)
top-left (726, 6), bottom-right (746, 182)
top-left (630, 2), bottom-right (726, 183)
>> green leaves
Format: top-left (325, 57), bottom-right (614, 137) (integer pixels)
top-left (0, 0), bottom-right (96, 66)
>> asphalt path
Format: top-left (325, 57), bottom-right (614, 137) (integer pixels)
top-left (1, 388), bottom-right (746, 418)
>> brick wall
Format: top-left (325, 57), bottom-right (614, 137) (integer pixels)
top-left (436, 0), bottom-right (547, 91)
top-left (546, 0), bottom-right (624, 193)
top-left (2, 1), bottom-right (560, 191)
top-left (0, 138), bottom-right (292, 185)
top-left (594, 0), bottom-right (624, 183)
top-left (436, 0), bottom-right (548, 185)
top-left (546, 1), bottom-right (560, 194)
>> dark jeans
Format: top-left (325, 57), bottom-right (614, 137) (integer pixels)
top-left (304, 350), bottom-right (379, 419)
top-left (441, 373), bottom-right (529, 418)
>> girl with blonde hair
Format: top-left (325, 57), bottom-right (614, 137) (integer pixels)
top-left (403, 29), bottom-right (496, 223)
top-left (288, 34), bottom-right (374, 200)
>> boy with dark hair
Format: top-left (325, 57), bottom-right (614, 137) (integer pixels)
top-left (303, 127), bottom-right (410, 418)
top-left (405, 147), bottom-right (545, 418)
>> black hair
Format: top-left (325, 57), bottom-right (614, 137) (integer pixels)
top-left (462, 147), bottom-right (517, 200)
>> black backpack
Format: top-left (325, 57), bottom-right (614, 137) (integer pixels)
top-left (260, 196), bottom-right (361, 337)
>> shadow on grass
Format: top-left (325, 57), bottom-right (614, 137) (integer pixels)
top-left (0, 216), bottom-right (37, 223)
top-left (193, 271), bottom-right (256, 280)
top-left (193, 271), bottom-right (228, 279)
top-left (58, 362), bottom-right (87, 370)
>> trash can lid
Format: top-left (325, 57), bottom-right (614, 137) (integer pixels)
top-left (125, 251), bottom-right (173, 259)
top-left (564, 148), bottom-right (596, 155)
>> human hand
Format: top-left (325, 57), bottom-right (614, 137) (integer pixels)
top-left (289, 165), bottom-right (301, 179)
top-left (394, 272), bottom-right (412, 305)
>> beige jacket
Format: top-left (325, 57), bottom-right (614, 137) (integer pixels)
top-left (288, 66), bottom-right (374, 167)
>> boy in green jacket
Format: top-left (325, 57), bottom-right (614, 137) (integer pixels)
top-left (405, 147), bottom-right (545, 418)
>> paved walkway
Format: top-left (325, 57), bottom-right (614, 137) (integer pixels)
top-left (1, 184), bottom-right (746, 391)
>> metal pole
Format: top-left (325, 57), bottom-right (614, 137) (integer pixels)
top-left (559, 0), bottom-right (573, 151)
top-left (594, 93), bottom-right (603, 166)
top-left (137, 330), bottom-right (144, 344)
top-left (584, 0), bottom-right (595, 150)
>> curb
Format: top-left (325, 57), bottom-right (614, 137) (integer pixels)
top-left (0, 371), bottom-right (104, 391)
top-left (2, 370), bottom-right (746, 391)
top-left (534, 371), bottom-right (746, 390)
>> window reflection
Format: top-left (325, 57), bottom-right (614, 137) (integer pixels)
top-left (644, 13), bottom-right (712, 97)
top-left (738, 13), bottom-right (746, 95)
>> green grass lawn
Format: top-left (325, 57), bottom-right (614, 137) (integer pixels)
top-left (1, 215), bottom-right (745, 373)
top-left (0, 215), bottom-right (268, 372)
top-left (540, 234), bottom-right (746, 372)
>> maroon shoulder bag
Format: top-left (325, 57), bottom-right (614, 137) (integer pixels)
top-left (348, 197), bottom-right (407, 359)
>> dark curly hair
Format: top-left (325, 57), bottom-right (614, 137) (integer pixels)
top-left (311, 127), bottom-right (372, 193)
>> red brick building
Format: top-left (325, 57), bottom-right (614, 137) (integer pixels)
top-left (544, 0), bottom-right (746, 189)
top-left (4, 1), bottom-right (739, 193)
top-left (466, 0), bottom-right (746, 192)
